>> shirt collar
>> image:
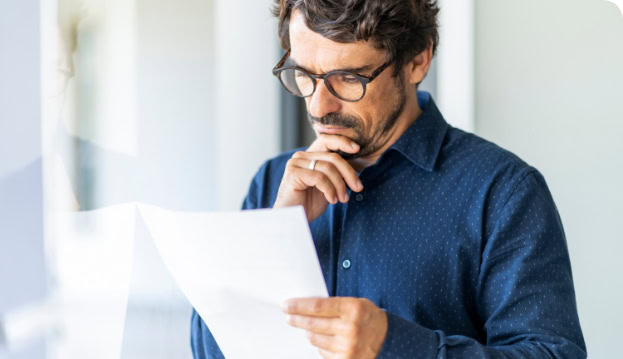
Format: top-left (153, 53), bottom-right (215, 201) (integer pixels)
top-left (385, 91), bottom-right (448, 172)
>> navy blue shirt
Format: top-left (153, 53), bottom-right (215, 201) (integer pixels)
top-left (191, 92), bottom-right (586, 358)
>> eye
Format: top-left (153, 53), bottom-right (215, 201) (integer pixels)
top-left (339, 74), bottom-right (359, 84)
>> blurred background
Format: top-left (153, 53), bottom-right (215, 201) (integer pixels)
top-left (0, 0), bottom-right (621, 357)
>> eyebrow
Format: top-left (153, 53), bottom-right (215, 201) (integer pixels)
top-left (290, 58), bottom-right (375, 75)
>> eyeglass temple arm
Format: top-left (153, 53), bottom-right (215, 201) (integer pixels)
top-left (273, 49), bottom-right (291, 72)
top-left (367, 60), bottom-right (393, 82)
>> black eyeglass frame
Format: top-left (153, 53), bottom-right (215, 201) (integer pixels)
top-left (272, 49), bottom-right (393, 103)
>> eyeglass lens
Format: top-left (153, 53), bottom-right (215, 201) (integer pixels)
top-left (279, 69), bottom-right (364, 101)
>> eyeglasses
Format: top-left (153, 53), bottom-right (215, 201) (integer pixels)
top-left (272, 49), bottom-right (393, 103)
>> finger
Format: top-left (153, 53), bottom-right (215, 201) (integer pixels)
top-left (308, 134), bottom-right (360, 154)
top-left (292, 152), bottom-right (363, 193)
top-left (286, 314), bottom-right (346, 335)
top-left (288, 158), bottom-right (349, 202)
top-left (282, 297), bottom-right (346, 317)
top-left (306, 332), bottom-right (346, 353)
top-left (318, 348), bottom-right (339, 359)
top-left (287, 166), bottom-right (339, 205)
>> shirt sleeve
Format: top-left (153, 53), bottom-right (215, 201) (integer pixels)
top-left (377, 171), bottom-right (587, 358)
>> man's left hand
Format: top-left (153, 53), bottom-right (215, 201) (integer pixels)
top-left (282, 297), bottom-right (388, 359)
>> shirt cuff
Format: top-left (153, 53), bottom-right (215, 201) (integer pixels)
top-left (377, 310), bottom-right (440, 359)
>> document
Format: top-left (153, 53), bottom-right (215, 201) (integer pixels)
top-left (51, 204), bottom-right (136, 359)
top-left (138, 204), bottom-right (328, 359)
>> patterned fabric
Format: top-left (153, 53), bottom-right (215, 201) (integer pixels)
top-left (191, 91), bottom-right (586, 358)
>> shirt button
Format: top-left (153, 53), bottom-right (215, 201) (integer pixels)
top-left (355, 194), bottom-right (364, 202)
top-left (342, 259), bottom-right (351, 269)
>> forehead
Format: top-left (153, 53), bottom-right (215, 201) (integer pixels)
top-left (288, 10), bottom-right (385, 73)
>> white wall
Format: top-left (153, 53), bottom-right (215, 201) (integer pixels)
top-left (213, 0), bottom-right (280, 210)
top-left (134, 0), bottom-right (217, 211)
top-left (475, 1), bottom-right (623, 357)
top-left (132, 0), bottom-right (280, 212)
top-left (437, 0), bottom-right (475, 132)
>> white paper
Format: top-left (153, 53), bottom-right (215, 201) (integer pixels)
top-left (49, 204), bottom-right (136, 359)
top-left (119, 212), bottom-right (193, 359)
top-left (138, 204), bottom-right (327, 359)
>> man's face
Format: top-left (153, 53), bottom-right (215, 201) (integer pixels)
top-left (288, 10), bottom-right (408, 160)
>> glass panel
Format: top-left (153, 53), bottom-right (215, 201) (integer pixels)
top-left (281, 69), bottom-right (314, 97)
top-left (327, 72), bottom-right (364, 101)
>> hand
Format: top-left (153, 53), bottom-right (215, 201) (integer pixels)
top-left (273, 134), bottom-right (364, 222)
top-left (282, 297), bottom-right (388, 359)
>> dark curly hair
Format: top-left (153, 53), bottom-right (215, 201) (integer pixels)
top-left (272, 0), bottom-right (440, 77)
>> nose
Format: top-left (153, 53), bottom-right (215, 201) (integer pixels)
top-left (306, 79), bottom-right (342, 119)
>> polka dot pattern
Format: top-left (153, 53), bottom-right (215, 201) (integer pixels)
top-left (191, 92), bottom-right (586, 358)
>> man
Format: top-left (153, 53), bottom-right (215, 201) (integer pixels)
top-left (192, 0), bottom-right (586, 357)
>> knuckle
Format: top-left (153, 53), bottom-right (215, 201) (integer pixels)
top-left (344, 347), bottom-right (357, 358)
top-left (350, 299), bottom-right (362, 312)
top-left (312, 300), bottom-right (323, 313)
top-left (313, 160), bottom-right (324, 171)
top-left (312, 171), bottom-right (325, 183)
top-left (359, 298), bottom-right (372, 307)
top-left (304, 316), bottom-right (315, 328)
top-left (346, 324), bottom-right (360, 339)
top-left (292, 151), bottom-right (305, 159)
top-left (351, 300), bottom-right (364, 317)
top-left (328, 152), bottom-right (342, 162)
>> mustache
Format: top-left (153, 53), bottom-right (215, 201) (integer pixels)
top-left (307, 112), bottom-right (360, 129)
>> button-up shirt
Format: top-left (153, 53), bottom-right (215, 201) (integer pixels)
top-left (191, 91), bottom-right (586, 358)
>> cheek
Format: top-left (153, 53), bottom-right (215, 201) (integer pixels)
top-left (352, 96), bottom-right (385, 132)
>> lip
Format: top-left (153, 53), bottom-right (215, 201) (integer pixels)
top-left (314, 123), bottom-right (351, 135)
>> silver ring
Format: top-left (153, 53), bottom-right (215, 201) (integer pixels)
top-left (308, 159), bottom-right (317, 171)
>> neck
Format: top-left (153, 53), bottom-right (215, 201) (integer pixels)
top-left (349, 93), bottom-right (423, 172)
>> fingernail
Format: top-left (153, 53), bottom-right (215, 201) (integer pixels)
top-left (344, 193), bottom-right (349, 202)
top-left (357, 179), bottom-right (363, 191)
top-left (351, 141), bottom-right (359, 150)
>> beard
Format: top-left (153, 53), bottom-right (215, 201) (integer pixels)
top-left (307, 77), bottom-right (407, 160)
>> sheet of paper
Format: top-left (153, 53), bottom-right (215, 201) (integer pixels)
top-left (138, 204), bottom-right (328, 359)
top-left (49, 204), bottom-right (136, 359)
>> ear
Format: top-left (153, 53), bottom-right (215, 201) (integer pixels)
top-left (403, 42), bottom-right (433, 85)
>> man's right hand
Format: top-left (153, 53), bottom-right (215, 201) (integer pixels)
top-left (273, 134), bottom-right (364, 222)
